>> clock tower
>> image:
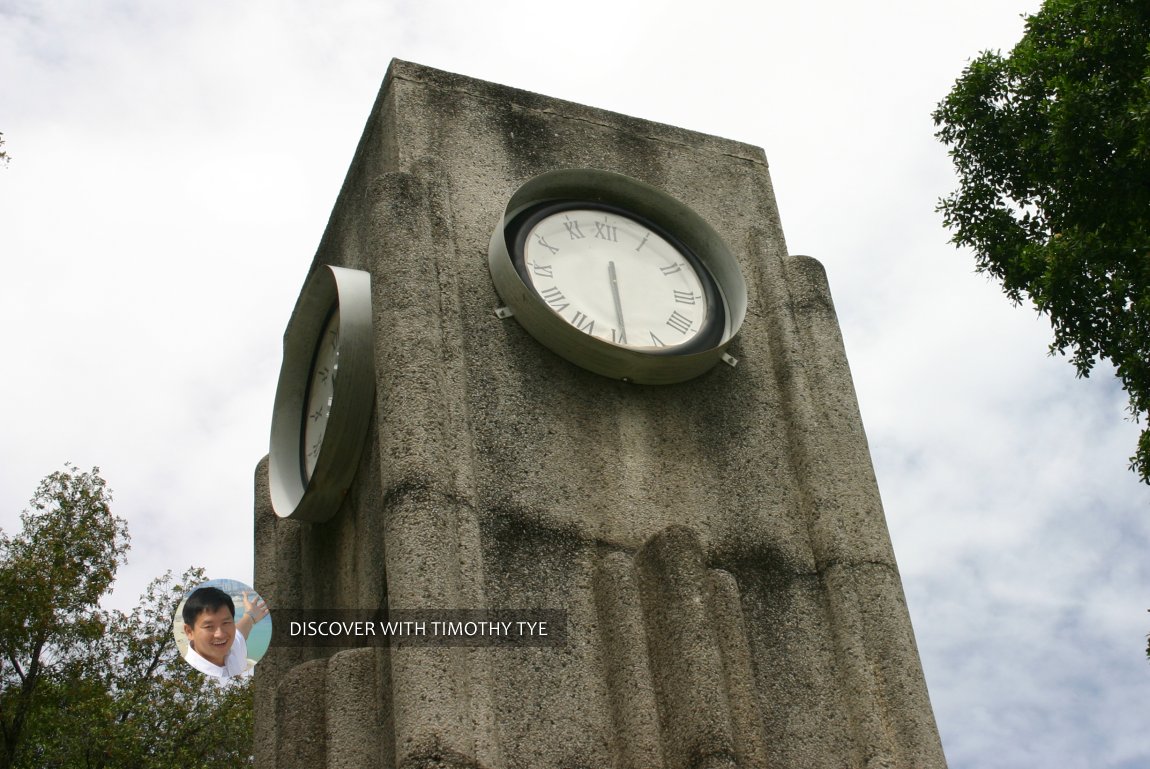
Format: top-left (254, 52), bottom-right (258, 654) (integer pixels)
top-left (254, 59), bottom-right (948, 769)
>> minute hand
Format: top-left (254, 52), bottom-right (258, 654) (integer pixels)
top-left (608, 261), bottom-right (627, 345)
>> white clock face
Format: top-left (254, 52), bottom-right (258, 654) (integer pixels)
top-left (270, 264), bottom-right (374, 521)
top-left (301, 309), bottom-right (340, 482)
top-left (521, 208), bottom-right (711, 350)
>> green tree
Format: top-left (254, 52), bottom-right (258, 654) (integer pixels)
top-left (27, 569), bottom-right (253, 769)
top-left (933, 0), bottom-right (1150, 483)
top-left (0, 465), bottom-right (129, 768)
top-left (0, 467), bottom-right (253, 768)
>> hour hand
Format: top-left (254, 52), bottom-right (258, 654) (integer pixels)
top-left (608, 261), bottom-right (627, 344)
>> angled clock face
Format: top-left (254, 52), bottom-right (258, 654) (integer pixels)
top-left (269, 266), bottom-right (374, 522)
top-left (517, 205), bottom-right (722, 352)
top-left (301, 309), bottom-right (340, 482)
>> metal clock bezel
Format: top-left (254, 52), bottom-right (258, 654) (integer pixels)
top-left (269, 265), bottom-right (374, 522)
top-left (488, 169), bottom-right (747, 384)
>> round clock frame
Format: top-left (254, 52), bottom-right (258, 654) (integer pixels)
top-left (488, 169), bottom-right (747, 384)
top-left (269, 265), bottom-right (374, 522)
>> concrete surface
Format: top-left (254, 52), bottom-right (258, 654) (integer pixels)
top-left (253, 59), bottom-right (947, 769)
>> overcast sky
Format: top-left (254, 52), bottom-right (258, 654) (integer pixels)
top-left (2, 1), bottom-right (1148, 767)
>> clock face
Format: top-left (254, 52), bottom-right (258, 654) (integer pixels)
top-left (269, 265), bottom-right (374, 522)
top-left (487, 169), bottom-right (747, 384)
top-left (301, 309), bottom-right (340, 483)
top-left (515, 204), bottom-right (722, 353)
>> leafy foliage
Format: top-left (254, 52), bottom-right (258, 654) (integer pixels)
top-left (933, 0), bottom-right (1150, 483)
top-left (0, 465), bottom-right (129, 767)
top-left (0, 467), bottom-right (253, 769)
top-left (25, 570), bottom-right (254, 769)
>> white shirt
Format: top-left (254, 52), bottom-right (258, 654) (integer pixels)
top-left (185, 628), bottom-right (251, 679)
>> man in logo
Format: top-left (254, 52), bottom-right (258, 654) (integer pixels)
top-left (182, 586), bottom-right (267, 679)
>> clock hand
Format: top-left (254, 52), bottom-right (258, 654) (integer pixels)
top-left (608, 261), bottom-right (627, 344)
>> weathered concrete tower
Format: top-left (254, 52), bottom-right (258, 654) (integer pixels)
top-left (254, 59), bottom-right (947, 769)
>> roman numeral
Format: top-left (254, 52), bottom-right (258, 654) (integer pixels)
top-left (649, 332), bottom-right (665, 347)
top-left (612, 327), bottom-right (627, 344)
top-left (532, 263), bottom-right (554, 278)
top-left (673, 290), bottom-right (697, 305)
top-left (594, 221), bottom-right (618, 241)
top-left (660, 263), bottom-right (682, 276)
top-left (666, 310), bottom-right (693, 335)
top-left (563, 218), bottom-right (585, 239)
top-left (540, 286), bottom-right (569, 313)
top-left (534, 234), bottom-right (559, 254)
top-left (572, 311), bottom-right (594, 334)
top-left (636, 232), bottom-right (651, 252)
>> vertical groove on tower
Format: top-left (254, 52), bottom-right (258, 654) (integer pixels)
top-left (326, 648), bottom-right (389, 768)
top-left (705, 569), bottom-right (770, 768)
top-left (635, 527), bottom-right (739, 769)
top-left (593, 550), bottom-right (665, 768)
top-left (276, 659), bottom-right (328, 768)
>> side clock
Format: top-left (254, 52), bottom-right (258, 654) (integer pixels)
top-left (488, 169), bottom-right (746, 384)
top-left (269, 265), bottom-right (374, 522)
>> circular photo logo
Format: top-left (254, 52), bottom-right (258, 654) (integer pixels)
top-left (173, 578), bottom-right (271, 680)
